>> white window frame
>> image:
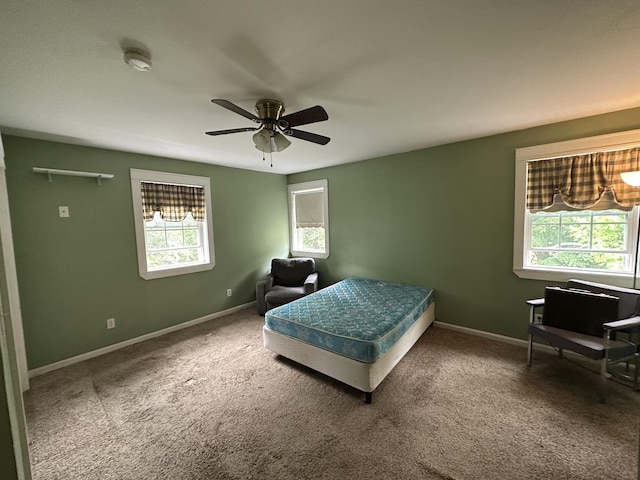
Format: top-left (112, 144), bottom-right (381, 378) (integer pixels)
top-left (130, 169), bottom-right (215, 280)
top-left (514, 129), bottom-right (640, 285)
top-left (288, 179), bottom-right (330, 259)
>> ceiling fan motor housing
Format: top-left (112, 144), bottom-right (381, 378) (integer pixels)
top-left (255, 99), bottom-right (284, 121)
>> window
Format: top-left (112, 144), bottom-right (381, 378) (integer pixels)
top-left (144, 211), bottom-right (205, 269)
top-left (130, 169), bottom-right (215, 280)
top-left (514, 129), bottom-right (640, 283)
top-left (526, 209), bottom-right (636, 273)
top-left (288, 179), bottom-right (329, 259)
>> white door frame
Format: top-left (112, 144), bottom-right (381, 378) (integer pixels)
top-left (0, 131), bottom-right (32, 479)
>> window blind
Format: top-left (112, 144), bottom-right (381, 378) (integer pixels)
top-left (294, 191), bottom-right (324, 228)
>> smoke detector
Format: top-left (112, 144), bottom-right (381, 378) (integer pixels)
top-left (123, 48), bottom-right (152, 72)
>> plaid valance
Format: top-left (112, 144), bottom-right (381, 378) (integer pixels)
top-left (526, 147), bottom-right (640, 212)
top-left (141, 182), bottom-right (205, 222)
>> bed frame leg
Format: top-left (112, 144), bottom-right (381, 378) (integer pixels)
top-left (365, 392), bottom-right (372, 404)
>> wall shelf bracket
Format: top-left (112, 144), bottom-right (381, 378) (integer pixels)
top-left (32, 167), bottom-right (115, 186)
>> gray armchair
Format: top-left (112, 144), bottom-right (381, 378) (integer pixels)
top-left (256, 258), bottom-right (319, 315)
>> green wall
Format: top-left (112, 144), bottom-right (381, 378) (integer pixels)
top-left (289, 106), bottom-right (640, 340)
top-left (3, 136), bottom-right (289, 369)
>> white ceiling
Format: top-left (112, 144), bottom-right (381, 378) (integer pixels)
top-left (2, 1), bottom-right (640, 175)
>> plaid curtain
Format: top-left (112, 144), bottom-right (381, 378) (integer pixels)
top-left (526, 147), bottom-right (640, 212)
top-left (602, 148), bottom-right (640, 207)
top-left (141, 182), bottom-right (205, 222)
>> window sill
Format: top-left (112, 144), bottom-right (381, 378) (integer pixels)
top-left (141, 262), bottom-right (214, 280)
top-left (513, 266), bottom-right (633, 288)
top-left (291, 249), bottom-right (329, 260)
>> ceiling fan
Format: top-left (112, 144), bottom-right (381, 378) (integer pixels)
top-left (205, 99), bottom-right (330, 153)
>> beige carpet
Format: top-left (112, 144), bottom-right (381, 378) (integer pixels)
top-left (23, 307), bottom-right (640, 479)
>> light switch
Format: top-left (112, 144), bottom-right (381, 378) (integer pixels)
top-left (58, 206), bottom-right (70, 218)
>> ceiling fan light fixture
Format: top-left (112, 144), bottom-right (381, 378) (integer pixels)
top-left (272, 132), bottom-right (291, 152)
top-left (123, 48), bottom-right (152, 72)
top-left (252, 130), bottom-right (272, 153)
top-left (253, 130), bottom-right (291, 153)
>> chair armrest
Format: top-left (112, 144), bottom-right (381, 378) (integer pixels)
top-left (303, 272), bottom-right (319, 294)
top-left (257, 274), bottom-right (274, 294)
top-left (603, 316), bottom-right (640, 331)
top-left (256, 274), bottom-right (275, 316)
top-left (526, 298), bottom-right (545, 307)
top-left (526, 298), bottom-right (545, 324)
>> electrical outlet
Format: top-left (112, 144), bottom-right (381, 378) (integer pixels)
top-left (106, 318), bottom-right (116, 329)
top-left (58, 206), bottom-right (70, 218)
top-left (534, 313), bottom-right (543, 322)
top-left (226, 289), bottom-right (232, 297)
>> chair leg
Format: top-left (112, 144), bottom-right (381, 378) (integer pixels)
top-left (527, 334), bottom-right (533, 367)
top-left (599, 357), bottom-right (607, 404)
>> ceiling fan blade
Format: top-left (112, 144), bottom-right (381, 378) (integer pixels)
top-left (278, 105), bottom-right (328, 129)
top-left (211, 99), bottom-right (260, 123)
top-left (205, 127), bottom-right (259, 136)
top-left (284, 128), bottom-right (330, 145)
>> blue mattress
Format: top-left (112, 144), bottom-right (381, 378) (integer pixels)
top-left (264, 277), bottom-right (434, 363)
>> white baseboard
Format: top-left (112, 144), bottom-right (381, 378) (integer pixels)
top-left (434, 320), bottom-right (527, 347)
top-left (433, 320), bottom-right (568, 358)
top-left (28, 301), bottom-right (256, 378)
